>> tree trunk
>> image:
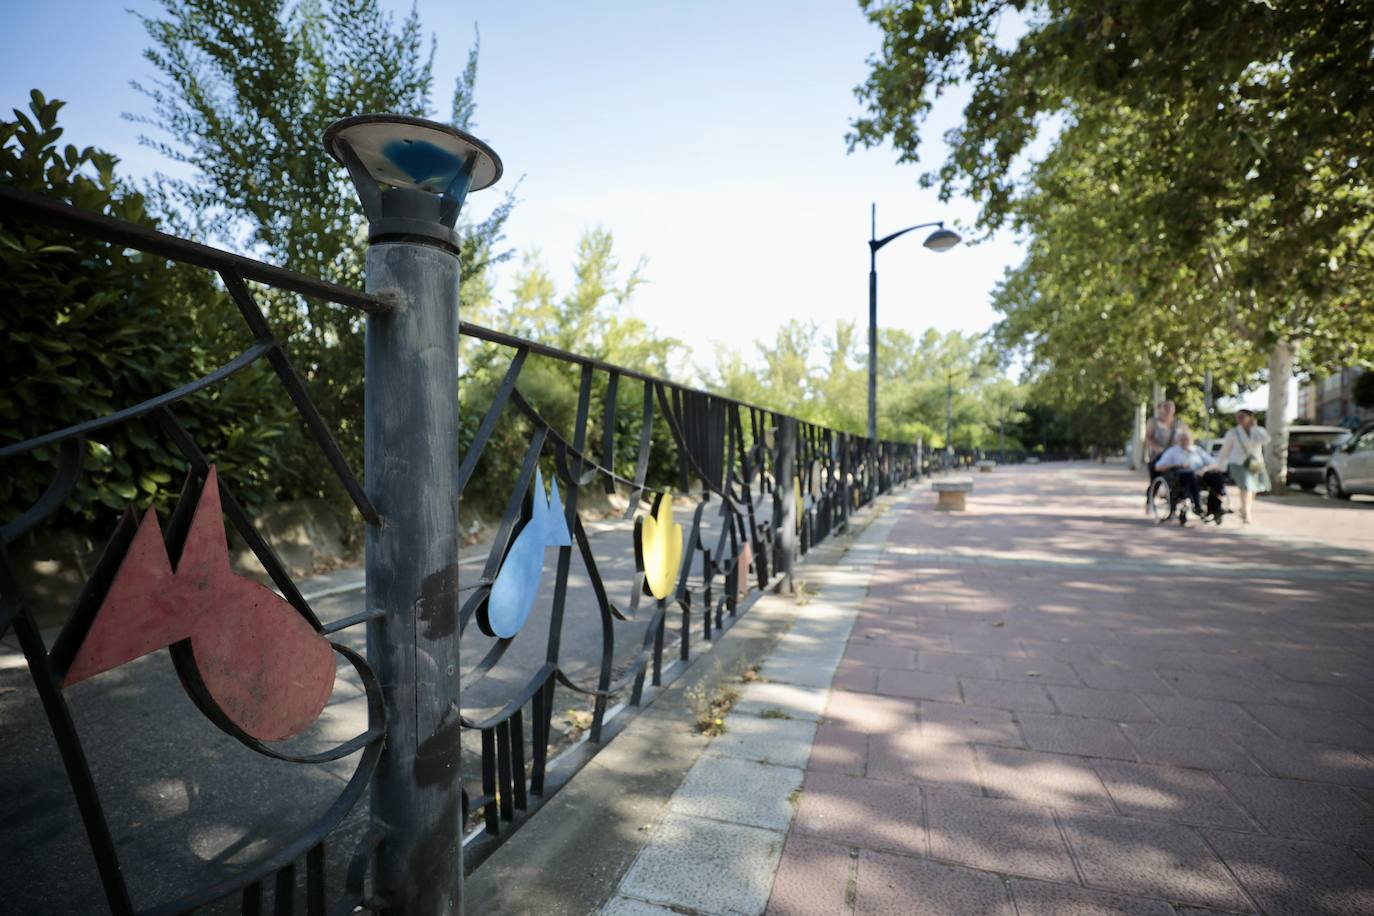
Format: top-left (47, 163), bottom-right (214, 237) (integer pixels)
top-left (1127, 401), bottom-right (1146, 470)
top-left (1265, 338), bottom-right (1294, 491)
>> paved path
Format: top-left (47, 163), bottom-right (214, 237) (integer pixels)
top-left (604, 463), bottom-right (1374, 916)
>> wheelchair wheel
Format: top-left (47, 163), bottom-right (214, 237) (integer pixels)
top-left (1148, 476), bottom-right (1173, 523)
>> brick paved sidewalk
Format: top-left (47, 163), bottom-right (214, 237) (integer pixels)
top-left (607, 463), bottom-right (1374, 916)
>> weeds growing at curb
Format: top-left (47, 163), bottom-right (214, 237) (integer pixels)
top-left (687, 681), bottom-right (741, 737)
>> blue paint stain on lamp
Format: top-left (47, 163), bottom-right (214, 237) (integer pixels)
top-left (324, 114), bottom-right (502, 250)
top-left (479, 469), bottom-right (572, 639)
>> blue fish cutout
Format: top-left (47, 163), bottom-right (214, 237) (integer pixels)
top-left (479, 469), bottom-right (572, 639)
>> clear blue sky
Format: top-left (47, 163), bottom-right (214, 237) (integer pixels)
top-left (2, 1), bottom-right (1025, 380)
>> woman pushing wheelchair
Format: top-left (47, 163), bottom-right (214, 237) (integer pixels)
top-left (1153, 429), bottom-right (1229, 526)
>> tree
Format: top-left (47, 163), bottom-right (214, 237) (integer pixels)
top-left (1, 92), bottom-right (289, 530)
top-left (133, 0), bottom-right (516, 502)
top-left (458, 229), bottom-right (678, 514)
top-left (711, 322), bottom-right (1001, 448)
top-left (851, 1), bottom-right (1374, 485)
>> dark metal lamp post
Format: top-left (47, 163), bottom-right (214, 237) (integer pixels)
top-left (328, 114), bottom-right (502, 916)
top-left (868, 204), bottom-right (959, 489)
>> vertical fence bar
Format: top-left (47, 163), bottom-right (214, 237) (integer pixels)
top-left (774, 416), bottom-right (798, 594)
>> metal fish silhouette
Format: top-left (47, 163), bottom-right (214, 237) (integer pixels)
top-left (479, 468), bottom-right (572, 639)
top-left (62, 467), bottom-right (335, 742)
top-left (636, 491), bottom-right (683, 600)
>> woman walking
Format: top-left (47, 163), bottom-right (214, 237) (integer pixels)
top-left (1215, 409), bottom-right (1271, 524)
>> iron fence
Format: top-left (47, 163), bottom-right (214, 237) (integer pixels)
top-left (0, 183), bottom-right (920, 914)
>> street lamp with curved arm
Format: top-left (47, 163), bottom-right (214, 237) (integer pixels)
top-left (867, 205), bottom-right (961, 479)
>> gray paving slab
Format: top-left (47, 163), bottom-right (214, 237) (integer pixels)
top-left (733, 681), bottom-right (829, 722)
top-left (618, 812), bottom-right (786, 915)
top-left (708, 714), bottom-right (819, 770)
top-left (670, 754), bottom-right (804, 832)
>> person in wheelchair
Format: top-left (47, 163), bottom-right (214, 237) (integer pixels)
top-left (1154, 430), bottom-right (1228, 523)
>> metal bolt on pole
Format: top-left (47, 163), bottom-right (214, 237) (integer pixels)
top-left (327, 115), bottom-right (502, 916)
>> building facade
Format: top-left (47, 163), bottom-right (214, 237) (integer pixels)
top-left (1297, 367), bottom-right (1373, 428)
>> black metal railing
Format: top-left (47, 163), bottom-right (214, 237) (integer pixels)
top-left (0, 185), bottom-right (920, 914)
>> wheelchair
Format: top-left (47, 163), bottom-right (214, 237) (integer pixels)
top-left (1148, 469), bottom-right (1231, 526)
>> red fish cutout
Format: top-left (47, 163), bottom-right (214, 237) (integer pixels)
top-left (63, 467), bottom-right (335, 742)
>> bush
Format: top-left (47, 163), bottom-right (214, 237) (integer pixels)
top-left (1, 91), bottom-right (292, 534)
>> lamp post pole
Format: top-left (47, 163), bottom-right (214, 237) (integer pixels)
top-left (867, 205), bottom-right (960, 495)
top-left (329, 114), bottom-right (502, 916)
top-left (945, 369), bottom-right (954, 452)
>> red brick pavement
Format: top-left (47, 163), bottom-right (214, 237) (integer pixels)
top-left (767, 463), bottom-right (1374, 916)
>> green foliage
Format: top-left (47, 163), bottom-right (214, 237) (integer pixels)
top-left (132, 0), bottom-right (516, 501)
top-left (711, 321), bottom-right (1015, 449)
top-left (459, 229), bottom-right (682, 514)
top-left (1, 92), bottom-right (289, 530)
top-left (852, 1), bottom-right (1374, 405)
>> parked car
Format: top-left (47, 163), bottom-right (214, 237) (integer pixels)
top-left (1286, 425), bottom-right (1353, 490)
top-left (1326, 423), bottom-right (1374, 499)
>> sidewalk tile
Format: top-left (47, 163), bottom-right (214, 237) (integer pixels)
top-left (867, 727), bottom-right (983, 795)
top-left (710, 715), bottom-right (818, 770)
top-left (914, 651), bottom-right (999, 679)
top-left (925, 789), bottom-right (1077, 882)
top-left (845, 643), bottom-right (917, 670)
top-left (832, 661), bottom-right (878, 693)
top-left (760, 655), bottom-right (842, 688)
top-left (765, 834), bottom-right (852, 916)
top-left (1048, 686), bottom-right (1158, 723)
top-left (1017, 713), bottom-right (1138, 761)
top-left (823, 690), bottom-right (915, 733)
top-left (1230, 733), bottom-right (1374, 787)
top-left (1241, 704), bottom-right (1374, 749)
top-left (1009, 878), bottom-right (1175, 916)
top-left (874, 668), bottom-right (960, 702)
top-left (1092, 760), bottom-right (1256, 830)
top-left (1216, 772), bottom-right (1374, 846)
top-left (854, 850), bottom-right (1014, 916)
top-left (995, 657), bottom-right (1083, 686)
top-left (960, 676), bottom-right (1057, 713)
top-left (1121, 724), bottom-right (1260, 773)
top-left (1155, 670), bottom-right (1273, 704)
top-left (618, 813), bottom-right (785, 915)
top-left (1058, 811), bottom-right (1250, 910)
top-left (735, 682), bottom-right (829, 722)
top-left (919, 700), bottom-right (1023, 747)
top-left (975, 746), bottom-right (1117, 812)
top-left (808, 723), bottom-right (868, 776)
top-left (1202, 829), bottom-right (1374, 916)
top-left (671, 755), bottom-right (803, 831)
top-left (793, 770), bottom-right (925, 855)
top-left (1261, 681), bottom-right (1374, 716)
top-left (1137, 694), bottom-right (1270, 735)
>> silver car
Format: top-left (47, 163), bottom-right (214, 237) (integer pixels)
top-left (1326, 423), bottom-right (1374, 499)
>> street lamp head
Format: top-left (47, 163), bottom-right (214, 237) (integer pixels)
top-left (325, 114), bottom-right (502, 250)
top-left (922, 226), bottom-right (962, 253)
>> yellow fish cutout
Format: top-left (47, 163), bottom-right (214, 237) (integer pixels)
top-left (794, 477), bottom-right (804, 532)
top-left (636, 491), bottom-right (683, 600)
